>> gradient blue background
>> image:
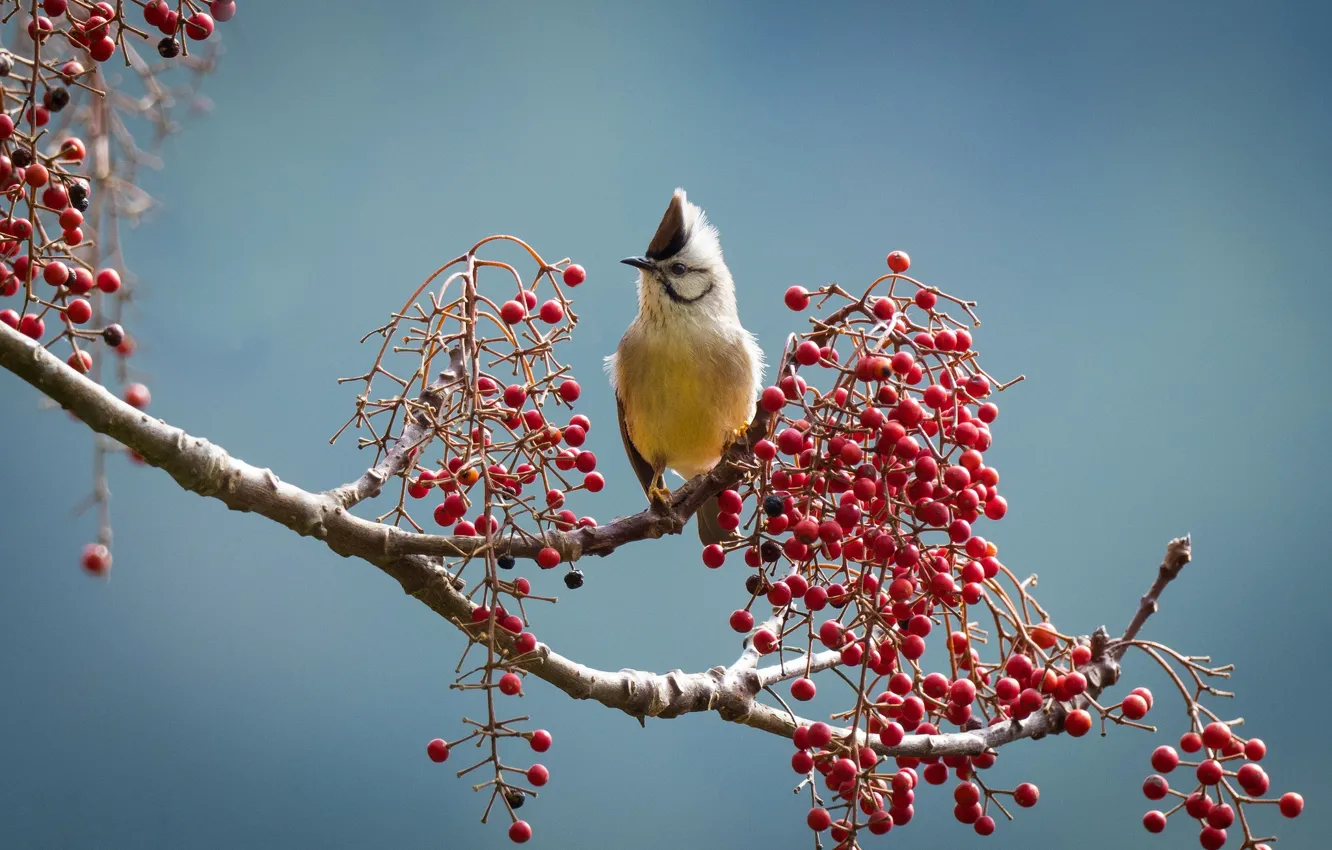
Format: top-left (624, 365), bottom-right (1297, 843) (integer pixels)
top-left (2, 1), bottom-right (1328, 847)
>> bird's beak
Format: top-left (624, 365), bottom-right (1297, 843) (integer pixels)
top-left (620, 256), bottom-right (654, 271)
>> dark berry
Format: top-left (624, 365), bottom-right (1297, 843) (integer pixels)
top-left (497, 554), bottom-right (515, 570)
top-left (157, 37), bottom-right (180, 58)
top-left (505, 788), bottom-right (526, 809)
top-left (563, 569), bottom-right (584, 589)
top-left (11, 148), bottom-right (32, 168)
top-left (745, 573), bottom-right (768, 596)
top-left (760, 540), bottom-right (783, 562)
top-left (763, 494), bottom-right (784, 518)
top-left (43, 87), bottom-right (70, 112)
top-left (101, 323), bottom-right (125, 347)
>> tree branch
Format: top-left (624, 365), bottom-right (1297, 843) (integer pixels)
top-left (0, 322), bottom-right (1192, 761)
top-left (326, 345), bottom-right (471, 510)
top-left (1114, 534), bottom-right (1192, 659)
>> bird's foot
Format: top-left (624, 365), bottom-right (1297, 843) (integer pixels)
top-left (648, 485), bottom-right (674, 514)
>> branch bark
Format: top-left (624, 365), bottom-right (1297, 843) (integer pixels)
top-left (0, 322), bottom-right (1193, 760)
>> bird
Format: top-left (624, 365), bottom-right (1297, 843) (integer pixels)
top-left (605, 188), bottom-right (764, 545)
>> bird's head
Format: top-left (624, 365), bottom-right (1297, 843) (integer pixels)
top-left (622, 188), bottom-right (735, 317)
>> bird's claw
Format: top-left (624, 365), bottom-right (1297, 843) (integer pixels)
top-left (648, 485), bottom-right (674, 514)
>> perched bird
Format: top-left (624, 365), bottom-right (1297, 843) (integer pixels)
top-left (606, 189), bottom-right (763, 544)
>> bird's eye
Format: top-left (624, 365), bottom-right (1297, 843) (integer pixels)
top-left (669, 262), bottom-right (687, 276)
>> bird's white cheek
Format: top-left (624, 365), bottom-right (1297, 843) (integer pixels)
top-left (669, 273), bottom-right (710, 301)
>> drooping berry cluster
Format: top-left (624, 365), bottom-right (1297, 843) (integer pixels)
top-left (336, 239), bottom-right (592, 843)
top-left (0, 2), bottom-right (233, 574)
top-left (697, 251), bottom-right (1300, 847)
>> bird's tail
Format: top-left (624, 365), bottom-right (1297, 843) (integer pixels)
top-left (696, 495), bottom-right (732, 546)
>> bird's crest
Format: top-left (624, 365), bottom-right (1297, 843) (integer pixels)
top-left (645, 188), bottom-right (691, 260)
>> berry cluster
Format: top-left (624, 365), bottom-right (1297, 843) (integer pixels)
top-left (0, 2), bottom-right (233, 574)
top-left (1142, 723), bottom-right (1302, 847)
top-left (692, 252), bottom-right (1299, 847)
top-left (335, 238), bottom-right (593, 842)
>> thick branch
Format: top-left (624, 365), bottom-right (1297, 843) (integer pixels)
top-left (0, 323), bottom-right (1183, 760)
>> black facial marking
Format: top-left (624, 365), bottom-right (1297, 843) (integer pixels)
top-left (660, 278), bottom-right (715, 305)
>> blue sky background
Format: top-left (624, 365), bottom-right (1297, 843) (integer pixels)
top-left (2, 1), bottom-right (1329, 847)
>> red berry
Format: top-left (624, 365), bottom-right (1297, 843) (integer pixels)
top-left (887, 251), bottom-right (911, 273)
top-left (25, 163), bottom-right (48, 187)
top-left (791, 677), bottom-right (816, 701)
top-left (1151, 746), bottom-right (1179, 773)
top-left (426, 738), bottom-right (450, 763)
top-left (526, 764), bottom-right (549, 786)
top-left (1180, 732), bottom-right (1203, 753)
top-left (508, 821), bottom-right (531, 843)
top-left (96, 268), bottom-right (121, 293)
top-left (503, 384), bottom-right (527, 407)
top-left (67, 351), bottom-right (92, 373)
top-left (1143, 810), bottom-right (1167, 833)
top-left (498, 672), bottom-right (522, 695)
top-left (1199, 826), bottom-right (1227, 850)
top-left (1279, 792), bottom-right (1303, 818)
top-left (18, 314), bottom-right (45, 339)
top-left (702, 544), bottom-right (725, 569)
top-left (784, 286), bottom-right (811, 311)
top-left (729, 609), bottom-right (754, 633)
top-left (562, 263), bottom-right (586, 286)
top-left (1207, 804), bottom-right (1235, 830)
top-left (1130, 686), bottom-right (1154, 709)
top-left (1202, 722), bottom-right (1231, 750)
top-left (1143, 775), bottom-right (1169, 800)
top-left (1064, 709), bottom-right (1092, 737)
top-left (210, 1), bottom-right (236, 23)
top-left (124, 382), bottom-right (151, 409)
top-left (1196, 759), bottom-right (1223, 785)
top-left (80, 542), bottom-right (111, 575)
top-left (717, 489), bottom-right (743, 514)
top-left (558, 379), bottom-right (580, 402)
top-left (795, 340), bottom-right (820, 365)
top-left (40, 261), bottom-right (71, 288)
top-left (1013, 783), bottom-right (1039, 808)
top-left (536, 547), bottom-right (560, 569)
top-left (529, 729), bottom-right (552, 752)
top-left (185, 12), bottom-right (214, 39)
top-left (538, 300), bottom-right (564, 323)
top-left (806, 807), bottom-right (831, 832)
top-left (62, 298), bottom-right (90, 325)
top-left (1237, 763), bottom-right (1269, 795)
top-left (1121, 693), bottom-right (1149, 719)
top-left (500, 300), bottom-right (526, 323)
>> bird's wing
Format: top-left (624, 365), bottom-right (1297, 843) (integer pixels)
top-left (616, 395), bottom-right (657, 495)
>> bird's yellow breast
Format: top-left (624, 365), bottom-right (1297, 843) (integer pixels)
top-left (615, 322), bottom-right (756, 479)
